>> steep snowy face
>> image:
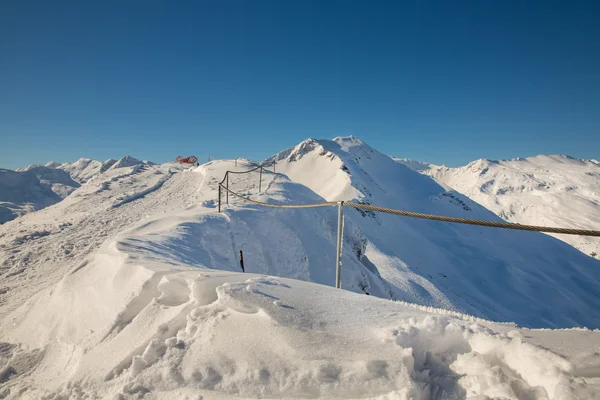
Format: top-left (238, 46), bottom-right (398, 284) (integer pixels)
top-left (416, 154), bottom-right (600, 258)
top-left (268, 137), bottom-right (600, 328)
top-left (267, 136), bottom-right (445, 209)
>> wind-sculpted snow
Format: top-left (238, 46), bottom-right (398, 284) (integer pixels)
top-left (3, 266), bottom-right (598, 399)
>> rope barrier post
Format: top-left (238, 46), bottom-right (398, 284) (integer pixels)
top-left (335, 201), bottom-right (344, 289)
top-left (226, 172), bottom-right (229, 205)
top-left (218, 184), bottom-right (221, 213)
top-left (259, 166), bottom-right (263, 193)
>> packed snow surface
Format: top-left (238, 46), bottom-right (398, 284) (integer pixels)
top-left (0, 138), bottom-right (599, 398)
top-left (397, 155), bottom-right (600, 258)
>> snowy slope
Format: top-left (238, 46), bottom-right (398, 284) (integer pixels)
top-left (1, 157), bottom-right (599, 398)
top-left (56, 157), bottom-right (105, 183)
top-left (1, 142), bottom-right (600, 398)
top-left (400, 155), bottom-right (600, 258)
top-left (267, 137), bottom-right (600, 328)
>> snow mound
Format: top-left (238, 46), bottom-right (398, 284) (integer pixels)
top-left (3, 269), bottom-right (598, 399)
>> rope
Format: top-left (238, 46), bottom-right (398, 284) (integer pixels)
top-left (219, 161), bottom-right (276, 184)
top-left (344, 202), bottom-right (600, 237)
top-left (217, 164), bottom-right (600, 237)
top-left (221, 183), bottom-right (336, 209)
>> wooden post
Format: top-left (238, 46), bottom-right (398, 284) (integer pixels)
top-left (259, 166), bottom-right (263, 193)
top-left (218, 184), bottom-right (221, 213)
top-left (239, 250), bottom-right (245, 273)
top-left (273, 161), bottom-right (276, 174)
top-left (226, 172), bottom-right (229, 205)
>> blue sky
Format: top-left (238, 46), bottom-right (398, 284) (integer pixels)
top-left (1, 1), bottom-right (599, 169)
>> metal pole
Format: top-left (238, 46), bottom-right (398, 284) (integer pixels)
top-left (259, 167), bottom-right (263, 193)
top-left (218, 184), bottom-right (221, 213)
top-left (273, 161), bottom-right (276, 174)
top-left (335, 201), bottom-right (344, 289)
top-left (226, 172), bottom-right (229, 205)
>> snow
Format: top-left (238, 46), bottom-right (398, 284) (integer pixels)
top-left (0, 138), bottom-right (599, 398)
top-left (1, 157), bottom-right (151, 224)
top-left (0, 168), bottom-right (64, 224)
top-left (400, 155), bottom-right (600, 259)
top-left (109, 156), bottom-right (142, 170)
top-left (268, 137), bottom-right (600, 328)
top-left (57, 158), bottom-right (104, 183)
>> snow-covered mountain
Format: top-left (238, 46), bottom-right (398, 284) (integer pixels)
top-left (0, 166), bottom-right (79, 224)
top-left (2, 156), bottom-right (148, 224)
top-left (0, 169), bottom-right (61, 224)
top-left (1, 139), bottom-right (599, 398)
top-left (267, 137), bottom-right (600, 327)
top-left (397, 155), bottom-right (600, 259)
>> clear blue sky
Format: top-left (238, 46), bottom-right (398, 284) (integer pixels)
top-left (1, 1), bottom-right (599, 169)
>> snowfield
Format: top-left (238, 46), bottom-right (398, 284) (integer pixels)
top-left (396, 155), bottom-right (600, 259)
top-left (0, 138), bottom-right (599, 399)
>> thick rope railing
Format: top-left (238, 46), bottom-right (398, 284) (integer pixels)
top-left (344, 202), bottom-right (600, 237)
top-left (218, 160), bottom-right (277, 211)
top-left (219, 170), bottom-right (600, 237)
top-left (220, 182), bottom-right (600, 236)
top-left (223, 184), bottom-right (336, 209)
top-left (217, 161), bottom-right (600, 287)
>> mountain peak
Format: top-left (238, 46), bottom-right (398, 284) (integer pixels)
top-left (45, 161), bottom-right (62, 168)
top-left (109, 155), bottom-right (142, 170)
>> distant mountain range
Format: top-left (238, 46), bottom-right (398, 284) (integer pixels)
top-left (395, 154), bottom-right (600, 259)
top-left (1, 156), bottom-right (148, 223)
